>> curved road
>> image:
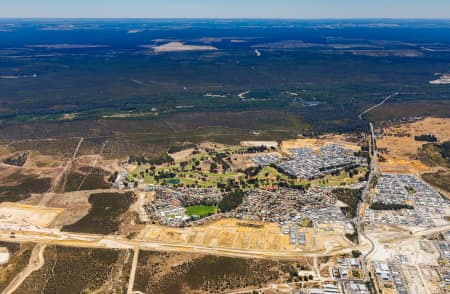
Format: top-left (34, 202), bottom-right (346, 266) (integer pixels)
top-left (355, 94), bottom-right (401, 279)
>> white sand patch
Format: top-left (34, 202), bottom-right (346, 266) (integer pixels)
top-left (147, 42), bottom-right (218, 53)
top-left (0, 247), bottom-right (10, 265)
top-left (128, 29), bottom-right (144, 34)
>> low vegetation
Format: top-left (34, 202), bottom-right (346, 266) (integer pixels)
top-left (370, 202), bottom-right (414, 210)
top-left (333, 188), bottom-right (362, 218)
top-left (128, 154), bottom-right (174, 166)
top-left (62, 192), bottom-right (135, 234)
top-left (167, 143), bottom-right (197, 154)
top-left (0, 242), bottom-right (33, 292)
top-left (299, 218), bottom-right (314, 228)
top-left (414, 134), bottom-right (437, 142)
top-left (64, 167), bottom-right (111, 192)
top-left (134, 251), bottom-right (308, 294)
top-left (218, 190), bottom-right (245, 212)
top-left (352, 250), bottom-right (362, 258)
top-left (418, 141), bottom-right (450, 168)
top-left (3, 152), bottom-right (28, 167)
top-left (16, 246), bottom-right (126, 294)
top-left (422, 170), bottom-right (450, 193)
top-left (0, 175), bottom-right (51, 203)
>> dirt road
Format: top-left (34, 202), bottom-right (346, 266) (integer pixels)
top-left (76, 139), bottom-right (108, 191)
top-left (39, 137), bottom-right (84, 206)
top-left (126, 248), bottom-right (140, 294)
top-left (358, 92), bottom-right (399, 120)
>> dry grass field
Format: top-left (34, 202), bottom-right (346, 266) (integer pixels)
top-left (281, 135), bottom-right (362, 155)
top-left (377, 117), bottom-right (450, 173)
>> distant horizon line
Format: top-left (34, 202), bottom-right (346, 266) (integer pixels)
top-left (1, 17), bottom-right (450, 21)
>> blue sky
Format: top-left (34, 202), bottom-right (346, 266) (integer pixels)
top-left (1, 0), bottom-right (450, 19)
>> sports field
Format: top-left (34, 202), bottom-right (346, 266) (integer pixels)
top-left (185, 205), bottom-right (217, 217)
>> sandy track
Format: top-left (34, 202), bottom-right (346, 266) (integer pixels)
top-left (76, 139), bottom-right (108, 191)
top-left (39, 137), bottom-right (84, 206)
top-left (126, 248), bottom-right (140, 294)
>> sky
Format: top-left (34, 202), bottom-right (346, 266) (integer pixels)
top-left (1, 0), bottom-right (450, 19)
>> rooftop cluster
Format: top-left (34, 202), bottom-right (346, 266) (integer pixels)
top-left (276, 144), bottom-right (366, 180)
top-left (336, 257), bottom-right (363, 281)
top-left (366, 174), bottom-right (450, 228)
top-left (436, 237), bottom-right (450, 290)
top-left (251, 154), bottom-right (280, 167)
top-left (372, 174), bottom-right (410, 205)
top-left (237, 187), bottom-right (349, 227)
top-left (373, 261), bottom-right (408, 294)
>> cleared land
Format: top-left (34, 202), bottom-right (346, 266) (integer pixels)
top-left (139, 218), bottom-right (351, 254)
top-left (0, 203), bottom-right (64, 228)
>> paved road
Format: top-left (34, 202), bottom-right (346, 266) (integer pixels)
top-left (0, 225), bottom-right (363, 260)
top-left (356, 95), bottom-right (385, 280)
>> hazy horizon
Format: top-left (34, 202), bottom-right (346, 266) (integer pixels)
top-left (2, 0), bottom-right (450, 19)
top-left (1, 17), bottom-right (450, 20)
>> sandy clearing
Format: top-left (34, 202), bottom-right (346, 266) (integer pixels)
top-left (168, 148), bottom-right (195, 162)
top-left (0, 202), bottom-right (64, 228)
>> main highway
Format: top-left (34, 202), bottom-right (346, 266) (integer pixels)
top-left (0, 223), bottom-right (364, 260)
